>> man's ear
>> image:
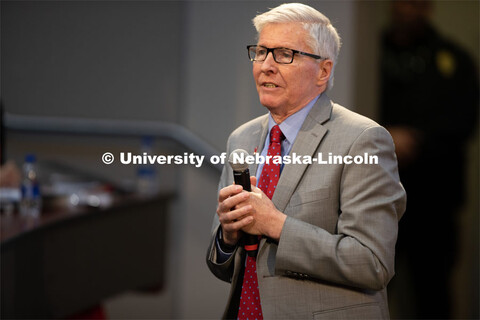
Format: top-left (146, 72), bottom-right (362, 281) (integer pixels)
top-left (316, 59), bottom-right (333, 87)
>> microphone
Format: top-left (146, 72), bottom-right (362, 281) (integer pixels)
top-left (228, 149), bottom-right (258, 257)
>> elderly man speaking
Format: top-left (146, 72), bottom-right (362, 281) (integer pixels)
top-left (206, 3), bottom-right (406, 319)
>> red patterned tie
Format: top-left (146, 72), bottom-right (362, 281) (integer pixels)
top-left (238, 125), bottom-right (284, 320)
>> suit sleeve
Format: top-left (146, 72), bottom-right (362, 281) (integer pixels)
top-left (205, 140), bottom-right (240, 283)
top-left (275, 126), bottom-right (406, 291)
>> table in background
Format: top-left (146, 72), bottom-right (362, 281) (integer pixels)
top-left (1, 192), bottom-right (174, 319)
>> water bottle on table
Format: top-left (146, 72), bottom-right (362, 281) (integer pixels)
top-left (20, 154), bottom-right (42, 218)
top-left (137, 136), bottom-right (158, 197)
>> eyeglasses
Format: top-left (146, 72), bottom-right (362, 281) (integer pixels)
top-left (247, 45), bottom-right (324, 64)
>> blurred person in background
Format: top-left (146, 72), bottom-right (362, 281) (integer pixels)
top-left (380, 0), bottom-right (479, 318)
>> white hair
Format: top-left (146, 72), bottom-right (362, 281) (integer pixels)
top-left (253, 3), bottom-right (342, 90)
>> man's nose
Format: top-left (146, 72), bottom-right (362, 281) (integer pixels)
top-left (261, 51), bottom-right (277, 72)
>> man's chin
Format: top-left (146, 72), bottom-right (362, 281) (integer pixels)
top-left (259, 98), bottom-right (281, 111)
top-left (261, 104), bottom-right (281, 113)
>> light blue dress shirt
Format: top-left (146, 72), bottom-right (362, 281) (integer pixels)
top-left (255, 95), bottom-right (319, 181)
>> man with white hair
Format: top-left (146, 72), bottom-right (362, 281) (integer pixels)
top-left (206, 3), bottom-right (406, 319)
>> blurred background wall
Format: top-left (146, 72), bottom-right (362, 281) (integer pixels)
top-left (1, 0), bottom-right (478, 318)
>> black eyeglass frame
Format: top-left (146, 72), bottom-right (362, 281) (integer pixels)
top-left (247, 45), bottom-right (324, 64)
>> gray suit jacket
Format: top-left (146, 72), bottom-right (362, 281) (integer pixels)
top-left (206, 94), bottom-right (406, 319)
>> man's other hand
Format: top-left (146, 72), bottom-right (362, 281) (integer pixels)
top-left (217, 184), bottom-right (254, 246)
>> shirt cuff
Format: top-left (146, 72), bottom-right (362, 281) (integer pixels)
top-left (215, 228), bottom-right (235, 263)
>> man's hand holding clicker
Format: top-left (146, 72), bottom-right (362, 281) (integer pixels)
top-left (237, 176), bottom-right (287, 241)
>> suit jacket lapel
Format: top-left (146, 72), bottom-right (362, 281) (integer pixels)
top-left (271, 94), bottom-right (333, 213)
top-left (248, 116), bottom-right (269, 177)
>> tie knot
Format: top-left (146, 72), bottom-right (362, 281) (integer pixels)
top-left (270, 125), bottom-right (284, 144)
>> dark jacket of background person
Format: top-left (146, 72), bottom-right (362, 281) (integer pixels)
top-left (380, 16), bottom-right (479, 319)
